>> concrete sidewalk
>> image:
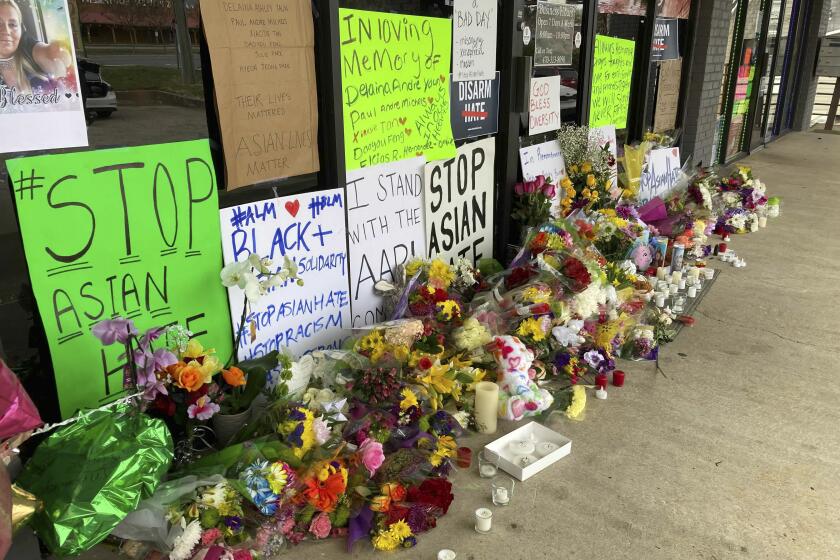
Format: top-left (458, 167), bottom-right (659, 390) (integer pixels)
top-left (53, 131), bottom-right (840, 560)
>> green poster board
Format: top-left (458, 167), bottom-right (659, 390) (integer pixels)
top-left (7, 140), bottom-right (233, 418)
top-left (339, 8), bottom-right (456, 170)
top-left (589, 35), bottom-right (635, 129)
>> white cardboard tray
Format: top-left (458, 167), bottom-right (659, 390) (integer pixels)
top-left (484, 421), bottom-right (572, 481)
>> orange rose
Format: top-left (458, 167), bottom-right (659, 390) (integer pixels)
top-left (369, 495), bottom-right (391, 513)
top-left (222, 366), bottom-right (246, 387)
top-left (168, 362), bottom-right (204, 392)
top-left (380, 482), bottom-right (406, 502)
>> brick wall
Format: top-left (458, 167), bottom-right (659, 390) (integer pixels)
top-left (680, 0), bottom-right (735, 166)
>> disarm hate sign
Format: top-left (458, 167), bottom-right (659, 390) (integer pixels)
top-left (200, 0), bottom-right (320, 189)
top-left (424, 137), bottom-right (495, 264)
top-left (220, 189), bottom-right (351, 360)
top-left (7, 140), bottom-right (233, 418)
top-left (346, 157), bottom-right (426, 327)
top-left (450, 72), bottom-right (500, 140)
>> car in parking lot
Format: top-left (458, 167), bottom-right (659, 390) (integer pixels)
top-left (77, 58), bottom-right (117, 119)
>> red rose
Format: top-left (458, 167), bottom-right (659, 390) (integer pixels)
top-left (562, 258), bottom-right (591, 292)
top-left (406, 478), bottom-right (454, 515)
top-left (418, 357), bottom-right (433, 370)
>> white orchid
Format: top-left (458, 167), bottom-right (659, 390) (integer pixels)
top-left (219, 260), bottom-right (250, 288)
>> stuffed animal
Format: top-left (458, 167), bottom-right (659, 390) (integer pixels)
top-left (492, 336), bottom-right (554, 421)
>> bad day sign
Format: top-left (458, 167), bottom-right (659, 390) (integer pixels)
top-left (424, 137), bottom-right (495, 264)
top-left (7, 140), bottom-right (232, 418)
top-left (346, 157), bottom-right (426, 328)
top-left (220, 189), bottom-right (351, 360)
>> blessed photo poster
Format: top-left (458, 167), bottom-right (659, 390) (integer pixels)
top-left (346, 157), bottom-right (426, 328)
top-left (0, 0), bottom-right (88, 153)
top-left (219, 189), bottom-right (351, 361)
top-left (7, 140), bottom-right (233, 418)
top-left (200, 0), bottom-right (320, 189)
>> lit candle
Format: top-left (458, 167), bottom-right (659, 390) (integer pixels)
top-left (474, 508), bottom-right (492, 534)
top-left (474, 382), bottom-right (499, 434)
top-left (687, 286), bottom-right (697, 298)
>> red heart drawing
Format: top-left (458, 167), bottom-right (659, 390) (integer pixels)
top-left (404, 128), bottom-right (412, 136)
top-left (501, 345), bottom-right (514, 358)
top-left (427, 96), bottom-right (435, 105)
top-left (398, 117), bottom-right (407, 125)
top-left (284, 199), bottom-right (300, 217)
top-left (508, 356), bottom-right (522, 369)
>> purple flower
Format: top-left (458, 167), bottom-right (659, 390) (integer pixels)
top-left (583, 349), bottom-right (605, 370)
top-left (92, 318), bottom-right (137, 345)
top-left (142, 378), bottom-right (169, 401)
top-left (554, 352), bottom-right (571, 368)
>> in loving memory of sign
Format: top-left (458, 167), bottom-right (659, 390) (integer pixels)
top-left (638, 147), bottom-right (682, 203)
top-left (528, 75), bottom-right (563, 135)
top-left (7, 140), bottom-right (233, 418)
top-left (200, 0), bottom-right (320, 189)
top-left (219, 189), bottom-right (351, 360)
top-left (424, 137), bottom-right (495, 265)
top-left (346, 157), bottom-right (426, 328)
top-left (452, 0), bottom-right (498, 81)
top-left (339, 9), bottom-right (456, 170)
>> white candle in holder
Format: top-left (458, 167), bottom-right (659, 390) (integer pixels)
top-left (687, 286), bottom-right (697, 298)
top-left (475, 508), bottom-right (492, 533)
top-left (759, 216), bottom-right (767, 228)
top-left (474, 382), bottom-right (499, 434)
top-left (656, 266), bottom-right (667, 280)
top-left (655, 294), bottom-right (666, 307)
top-left (671, 271), bottom-right (683, 285)
top-left (704, 268), bottom-right (715, 280)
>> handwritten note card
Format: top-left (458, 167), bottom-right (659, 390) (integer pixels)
top-left (453, 0), bottom-right (498, 81)
top-left (590, 35), bottom-right (635, 129)
top-left (654, 59), bottom-right (682, 132)
top-left (425, 138), bottom-right (495, 264)
top-left (7, 140), bottom-right (233, 418)
top-left (220, 189), bottom-right (351, 360)
top-left (534, 1), bottom-right (576, 67)
top-left (529, 75), bottom-right (563, 135)
top-left (639, 147), bottom-right (682, 203)
top-left (346, 158), bottom-right (426, 328)
top-left (339, 9), bottom-right (456, 170)
top-left (200, 0), bottom-right (320, 190)
top-left (519, 139), bottom-right (567, 182)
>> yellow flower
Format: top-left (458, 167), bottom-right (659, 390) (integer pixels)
top-left (436, 299), bottom-right (461, 321)
top-left (372, 532), bottom-right (400, 551)
top-left (393, 345), bottom-right (410, 363)
top-left (601, 208), bottom-right (617, 217)
top-left (586, 174), bottom-right (596, 187)
top-left (404, 258), bottom-right (426, 278)
top-left (449, 353), bottom-right (473, 369)
top-left (581, 162), bottom-right (592, 173)
top-left (421, 363), bottom-right (455, 395)
top-left (430, 435), bottom-right (457, 467)
top-left (523, 286), bottom-right (551, 304)
top-left (565, 385), bottom-right (587, 420)
top-left (389, 520), bottom-right (412, 540)
top-left (516, 317), bottom-right (547, 342)
top-left (569, 164), bottom-right (579, 174)
top-left (428, 259), bottom-right (455, 289)
top-left (399, 388), bottom-right (418, 410)
top-left (561, 177), bottom-right (573, 188)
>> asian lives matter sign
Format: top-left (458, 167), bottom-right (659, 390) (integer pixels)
top-left (220, 189), bottom-right (351, 361)
top-left (424, 138), bottom-right (495, 265)
top-left (7, 140), bottom-right (233, 418)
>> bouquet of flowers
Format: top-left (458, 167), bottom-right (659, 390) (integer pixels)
top-left (512, 175), bottom-right (557, 228)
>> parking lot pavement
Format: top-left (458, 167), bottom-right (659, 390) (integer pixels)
top-left (88, 104), bottom-right (209, 149)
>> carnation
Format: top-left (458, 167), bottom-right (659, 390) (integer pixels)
top-left (309, 512), bottom-right (332, 539)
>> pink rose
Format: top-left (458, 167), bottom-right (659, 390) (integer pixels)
top-left (358, 437), bottom-right (385, 477)
top-left (309, 512), bottom-right (332, 539)
top-left (201, 528), bottom-right (222, 546)
top-left (279, 516), bottom-right (296, 535)
top-left (514, 182), bottom-right (525, 195)
top-left (534, 175), bottom-right (546, 189)
top-left (542, 184), bottom-right (557, 198)
top-left (524, 180), bottom-right (537, 194)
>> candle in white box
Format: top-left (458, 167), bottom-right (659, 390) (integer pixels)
top-left (475, 508), bottom-right (492, 533)
top-left (474, 382), bottom-right (499, 434)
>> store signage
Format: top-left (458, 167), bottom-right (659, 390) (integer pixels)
top-left (424, 138), bottom-right (495, 264)
top-left (200, 0), bottom-right (320, 189)
top-left (346, 157), bottom-right (426, 328)
top-left (534, 1), bottom-right (576, 67)
top-left (7, 140), bottom-right (233, 418)
top-left (529, 75), bottom-right (563, 135)
top-left (639, 147), bottom-right (682, 203)
top-left (450, 72), bottom-right (500, 139)
top-left (339, 9), bottom-right (456, 171)
top-left (652, 18), bottom-right (680, 61)
top-left (0, 0), bottom-right (87, 154)
top-left (590, 35), bottom-right (635, 129)
top-left (220, 189), bottom-right (351, 360)
top-left (452, 0), bottom-right (498, 81)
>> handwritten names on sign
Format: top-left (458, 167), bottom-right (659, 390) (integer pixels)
top-left (7, 140), bottom-right (233, 418)
top-left (452, 0), bottom-right (498, 81)
top-left (424, 138), bottom-right (495, 264)
top-left (346, 157), bottom-right (426, 328)
top-left (534, 1), bottom-right (576, 67)
top-left (590, 35), bottom-right (635, 129)
top-left (200, 0), bottom-right (320, 190)
top-left (339, 9), bottom-right (456, 171)
top-left (639, 147), bottom-right (682, 203)
top-left (220, 189), bottom-right (351, 360)
top-left (654, 59), bottom-right (682, 132)
top-left (519, 139), bottom-right (567, 182)
top-left (529, 75), bottom-right (563, 135)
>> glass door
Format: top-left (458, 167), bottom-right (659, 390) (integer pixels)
top-left (724, 0), bottom-right (763, 160)
top-left (758, 0), bottom-right (784, 143)
top-left (765, 0), bottom-right (798, 136)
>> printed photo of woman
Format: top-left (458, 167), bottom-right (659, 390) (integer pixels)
top-left (0, 0), bottom-right (72, 94)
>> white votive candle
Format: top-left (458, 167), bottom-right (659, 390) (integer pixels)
top-left (687, 286), bottom-right (697, 298)
top-left (475, 508), bottom-right (492, 533)
top-left (493, 487), bottom-right (510, 505)
top-left (655, 294), bottom-right (666, 307)
top-left (678, 279), bottom-right (686, 290)
top-left (439, 549), bottom-right (457, 560)
top-left (688, 267), bottom-right (701, 281)
top-left (704, 268), bottom-right (715, 280)
top-left (479, 464), bottom-right (497, 478)
top-left (656, 266), bottom-right (667, 280)
top-left (669, 284), bottom-right (678, 295)
top-left (759, 216), bottom-right (767, 228)
top-left (671, 271), bottom-right (683, 284)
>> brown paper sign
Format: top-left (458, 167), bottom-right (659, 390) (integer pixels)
top-left (654, 58), bottom-right (682, 133)
top-left (201, 0), bottom-right (320, 190)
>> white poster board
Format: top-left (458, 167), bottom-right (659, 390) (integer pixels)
top-left (0, 0), bottom-right (88, 153)
top-left (220, 189), bottom-right (351, 360)
top-left (638, 147), bottom-right (682, 203)
top-left (425, 137), bottom-right (495, 264)
top-left (519, 139), bottom-right (567, 182)
top-left (528, 75), bottom-right (563, 135)
top-left (346, 157), bottom-right (426, 328)
top-left (453, 0), bottom-right (498, 81)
